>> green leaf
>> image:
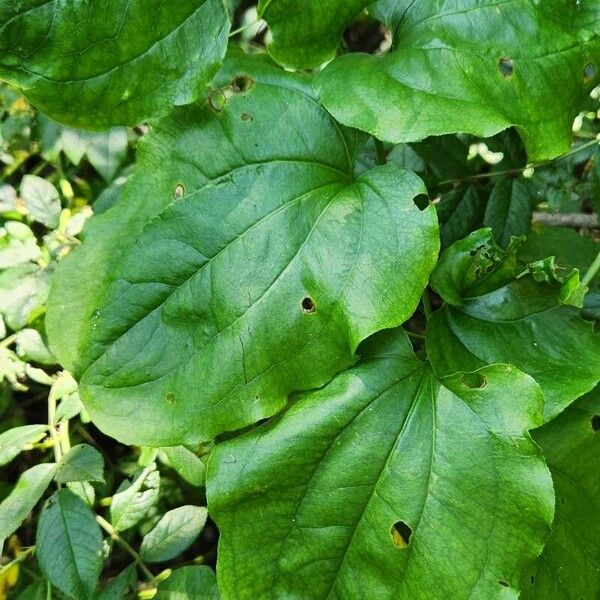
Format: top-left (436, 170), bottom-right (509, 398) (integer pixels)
top-left (160, 446), bottom-right (206, 487)
top-left (36, 489), bottom-right (103, 600)
top-left (55, 444), bottom-right (105, 484)
top-left (110, 462), bottom-right (160, 532)
top-left (0, 264), bottom-right (50, 330)
top-left (427, 229), bottom-right (600, 420)
top-left (15, 328), bottom-right (55, 365)
top-left (258, 0), bottom-right (371, 69)
top-left (0, 424), bottom-right (47, 466)
top-left (483, 178), bottom-right (534, 248)
top-left (521, 389), bottom-right (600, 599)
top-left (0, 221), bottom-right (40, 269)
top-left (317, 1), bottom-right (600, 160)
top-left (49, 52), bottom-right (439, 447)
top-left (0, 0), bottom-right (230, 129)
top-left (97, 564), bottom-right (137, 600)
top-left (0, 463), bottom-right (56, 543)
top-left (140, 505), bottom-right (208, 563)
top-left (20, 175), bottom-right (61, 228)
top-left (155, 566), bottom-right (220, 600)
top-left (207, 330), bottom-right (553, 599)
top-left (436, 185), bottom-right (487, 250)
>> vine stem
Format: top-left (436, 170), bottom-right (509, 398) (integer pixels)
top-left (582, 250), bottom-right (600, 287)
top-left (47, 382), bottom-right (62, 463)
top-left (0, 546), bottom-right (36, 576)
top-left (95, 515), bottom-right (156, 585)
top-left (439, 138), bottom-right (600, 187)
top-left (229, 18), bottom-right (261, 38)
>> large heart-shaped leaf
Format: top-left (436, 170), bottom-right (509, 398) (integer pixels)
top-left (0, 0), bottom-right (229, 129)
top-left (317, 1), bottom-right (600, 160)
top-left (48, 52), bottom-right (439, 447)
top-left (427, 229), bottom-right (600, 420)
top-left (521, 388), bottom-right (600, 599)
top-left (207, 330), bottom-right (553, 599)
top-left (258, 0), bottom-right (371, 69)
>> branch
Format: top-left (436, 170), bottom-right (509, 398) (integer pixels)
top-left (532, 212), bottom-right (598, 229)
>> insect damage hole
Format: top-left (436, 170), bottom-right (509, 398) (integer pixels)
top-left (413, 194), bottom-right (429, 211)
top-left (584, 62), bottom-right (596, 82)
top-left (391, 521), bottom-right (412, 548)
top-left (173, 184), bottom-right (185, 200)
top-left (461, 372), bottom-right (487, 389)
top-left (302, 297), bottom-right (316, 313)
top-left (498, 580), bottom-right (511, 588)
top-left (231, 75), bottom-right (254, 93)
top-left (498, 57), bottom-right (514, 78)
top-left (591, 414), bottom-right (600, 432)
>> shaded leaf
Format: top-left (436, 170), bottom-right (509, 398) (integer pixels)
top-left (161, 446), bottom-right (206, 487)
top-left (55, 444), bottom-right (104, 484)
top-left (97, 564), bottom-right (137, 600)
top-left (208, 330), bottom-right (553, 599)
top-left (0, 424), bottom-right (47, 467)
top-left (155, 566), bottom-right (219, 600)
top-left (36, 489), bottom-right (103, 600)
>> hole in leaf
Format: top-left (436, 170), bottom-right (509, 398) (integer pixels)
top-left (584, 62), bottom-right (596, 81)
top-left (208, 90), bottom-right (227, 112)
top-left (591, 414), bottom-right (600, 432)
top-left (391, 521), bottom-right (412, 548)
top-left (302, 297), bottom-right (316, 313)
top-left (241, 112), bottom-right (253, 122)
top-left (560, 497), bottom-right (566, 505)
top-left (166, 392), bottom-right (176, 405)
top-left (173, 184), bottom-right (185, 200)
top-left (498, 57), bottom-right (514, 78)
top-left (413, 194), bottom-right (429, 211)
top-left (530, 575), bottom-right (535, 585)
top-left (498, 580), bottom-right (510, 588)
top-left (231, 75), bottom-right (254, 93)
top-left (461, 372), bottom-right (487, 389)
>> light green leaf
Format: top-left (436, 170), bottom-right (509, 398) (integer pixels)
top-left (0, 221), bottom-right (40, 269)
top-left (317, 1), bottom-right (600, 160)
top-left (521, 389), bottom-right (600, 599)
top-left (140, 505), bottom-right (208, 563)
top-left (258, 0), bottom-right (371, 69)
top-left (15, 328), bottom-right (55, 365)
top-left (427, 229), bottom-right (600, 420)
top-left (36, 489), bottom-right (103, 600)
top-left (155, 566), bottom-right (219, 600)
top-left (20, 175), bottom-right (61, 228)
top-left (67, 481), bottom-right (96, 508)
top-left (208, 330), bottom-right (553, 599)
top-left (484, 178), bottom-right (534, 248)
top-left (0, 424), bottom-right (47, 466)
top-left (55, 444), bottom-right (105, 484)
top-left (160, 446), bottom-right (206, 487)
top-left (48, 52), bottom-right (439, 448)
top-left (110, 462), bottom-right (160, 532)
top-left (0, 0), bottom-right (230, 129)
top-left (0, 463), bottom-right (56, 543)
top-left (0, 264), bottom-right (50, 330)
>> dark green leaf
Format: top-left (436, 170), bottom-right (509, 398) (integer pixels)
top-left (0, 424), bottom-right (47, 466)
top-left (0, 1), bottom-right (230, 129)
top-left (55, 444), bottom-right (105, 484)
top-left (208, 330), bottom-right (553, 599)
top-left (427, 229), bottom-right (600, 419)
top-left (317, 1), bottom-right (599, 160)
top-left (97, 564), bottom-right (137, 600)
top-left (140, 505), bottom-right (208, 563)
top-left (155, 566), bottom-right (219, 600)
top-left (521, 389), bottom-right (600, 599)
top-left (36, 489), bottom-right (103, 600)
top-left (258, 0), bottom-right (371, 69)
top-left (436, 185), bottom-right (487, 250)
top-left (0, 463), bottom-right (55, 543)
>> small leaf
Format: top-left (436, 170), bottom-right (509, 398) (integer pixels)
top-left (15, 328), bottom-right (55, 365)
top-left (20, 175), bottom-right (61, 228)
top-left (55, 444), bottom-right (105, 484)
top-left (110, 462), bottom-right (160, 532)
top-left (155, 566), bottom-right (219, 600)
top-left (0, 463), bottom-right (56, 543)
top-left (67, 481), bottom-right (96, 507)
top-left (160, 446), bottom-right (206, 487)
top-left (0, 424), bottom-right (47, 466)
top-left (140, 505), bottom-right (208, 563)
top-left (97, 564), bottom-right (137, 600)
top-left (36, 489), bottom-right (103, 600)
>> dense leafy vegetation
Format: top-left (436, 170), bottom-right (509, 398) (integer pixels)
top-left (0, 1), bottom-right (599, 598)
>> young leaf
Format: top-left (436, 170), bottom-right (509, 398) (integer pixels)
top-left (0, 424), bottom-right (47, 466)
top-left (427, 229), bottom-right (600, 420)
top-left (258, 0), bottom-right (371, 69)
top-left (140, 505), bottom-right (208, 563)
top-left (55, 444), bottom-right (105, 484)
top-left (0, 0), bottom-right (230, 129)
top-left (155, 566), bottom-right (219, 600)
top-left (110, 462), bottom-right (160, 532)
top-left (96, 564), bottom-right (137, 600)
top-left (160, 446), bottom-right (206, 487)
top-left (50, 53), bottom-right (439, 447)
top-left (208, 330), bottom-right (553, 599)
top-left (36, 489), bottom-right (103, 600)
top-left (317, 1), bottom-right (600, 160)
top-left (0, 463), bottom-right (56, 543)
top-left (20, 175), bottom-right (61, 228)
top-left (521, 389), bottom-right (600, 599)
top-left (483, 177), bottom-right (534, 248)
